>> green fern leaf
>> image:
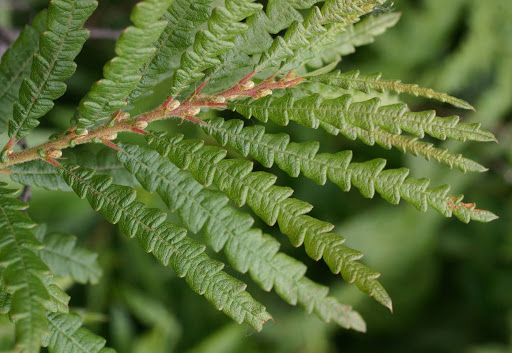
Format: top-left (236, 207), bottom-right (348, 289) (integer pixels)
top-left (46, 284), bottom-right (70, 315)
top-left (168, 0), bottom-right (261, 98)
top-left (256, 0), bottom-right (384, 72)
top-left (10, 160), bottom-right (72, 191)
top-left (0, 10), bottom-right (46, 134)
top-left (0, 268), bottom-right (11, 314)
top-left (58, 165), bottom-right (272, 331)
top-left (145, 131), bottom-right (392, 310)
top-left (306, 12), bottom-right (401, 69)
top-left (309, 70), bottom-right (475, 110)
top-left (36, 232), bottom-right (102, 285)
top-left (281, 10), bottom-right (402, 73)
top-left (363, 128), bottom-right (488, 173)
top-left (203, 117), bottom-right (497, 222)
top-left (206, 0), bottom-right (378, 89)
top-left (117, 142), bottom-right (367, 331)
top-left (75, 0), bottom-right (174, 130)
top-left (265, 0), bottom-right (320, 32)
top-left (128, 0), bottom-right (213, 103)
top-left (0, 183), bottom-right (52, 352)
top-left (203, 0), bottom-right (318, 91)
top-left (7, 0), bottom-right (98, 141)
top-left (10, 148), bottom-right (138, 191)
top-left (45, 312), bottom-right (115, 353)
top-left (228, 93), bottom-right (492, 172)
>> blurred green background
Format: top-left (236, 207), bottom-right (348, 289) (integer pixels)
top-left (0, 0), bottom-right (511, 352)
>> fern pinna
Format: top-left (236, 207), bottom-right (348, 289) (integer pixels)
top-left (0, 0), bottom-right (498, 351)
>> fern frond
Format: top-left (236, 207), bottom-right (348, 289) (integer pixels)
top-left (7, 0), bottom-right (98, 141)
top-left (10, 148), bottom-right (138, 191)
top-left (256, 0), bottom-right (384, 72)
top-left (58, 166), bottom-right (272, 331)
top-left (46, 284), bottom-right (70, 315)
top-left (203, 0), bottom-right (319, 91)
top-left (203, 117), bottom-right (497, 223)
top-left (306, 12), bottom-right (401, 69)
top-left (75, 0), bottom-right (173, 130)
top-left (365, 129), bottom-right (488, 173)
top-left (127, 0), bottom-right (213, 103)
top-left (168, 0), bottom-right (261, 98)
top-left (265, 0), bottom-right (320, 32)
top-left (0, 268), bottom-right (11, 314)
top-left (0, 183), bottom-right (51, 352)
top-left (0, 11), bottom-right (46, 134)
top-left (281, 10), bottom-right (402, 73)
top-left (36, 232), bottom-right (102, 285)
top-left (117, 143), bottom-right (367, 331)
top-left (10, 160), bottom-right (72, 191)
top-left (228, 94), bottom-right (492, 172)
top-left (45, 312), bottom-right (115, 353)
top-left (145, 131), bottom-right (392, 310)
top-left (230, 93), bottom-right (494, 142)
top-left (309, 70), bottom-right (475, 110)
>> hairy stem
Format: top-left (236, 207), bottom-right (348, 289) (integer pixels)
top-left (0, 74), bottom-right (302, 170)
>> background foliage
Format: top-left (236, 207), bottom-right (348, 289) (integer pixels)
top-left (0, 0), bottom-right (511, 352)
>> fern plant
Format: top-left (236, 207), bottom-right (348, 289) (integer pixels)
top-left (0, 0), bottom-right (499, 351)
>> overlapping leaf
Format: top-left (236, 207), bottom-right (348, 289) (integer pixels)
top-left (45, 312), bottom-right (115, 353)
top-left (0, 10), bottom-right (46, 134)
top-left (145, 131), bottom-right (392, 310)
top-left (59, 165), bottom-right (272, 331)
top-left (75, 0), bottom-right (173, 129)
top-left (204, 0), bottom-right (319, 91)
top-left (228, 93), bottom-right (494, 172)
top-left (309, 70), bottom-right (474, 110)
top-left (128, 0), bottom-right (213, 103)
top-left (117, 143), bottom-right (367, 331)
top-left (36, 232), bottom-right (102, 285)
top-left (203, 117), bottom-right (498, 223)
top-left (168, 0), bottom-right (261, 98)
top-left (256, 0), bottom-right (385, 72)
top-left (0, 268), bottom-right (11, 314)
top-left (306, 12), bottom-right (401, 69)
top-left (0, 184), bottom-right (51, 352)
top-left (7, 0), bottom-right (98, 141)
top-left (10, 147), bottom-right (138, 191)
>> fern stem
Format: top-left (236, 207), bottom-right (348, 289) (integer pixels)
top-left (0, 75), bottom-right (300, 170)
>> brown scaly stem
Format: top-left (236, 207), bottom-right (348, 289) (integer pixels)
top-left (0, 73), bottom-right (303, 171)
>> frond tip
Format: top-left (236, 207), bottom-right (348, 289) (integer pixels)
top-left (446, 195), bottom-right (499, 223)
top-left (306, 12), bottom-right (402, 69)
top-left (45, 312), bottom-right (115, 353)
top-left (309, 70), bottom-right (476, 110)
top-left (58, 165), bottom-right (272, 331)
top-left (145, 131), bottom-right (392, 310)
top-left (202, 117), bottom-right (497, 223)
top-left (36, 231), bottom-right (102, 285)
top-left (228, 93), bottom-right (493, 172)
top-left (117, 142), bottom-right (368, 331)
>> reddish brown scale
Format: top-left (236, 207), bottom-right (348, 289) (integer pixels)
top-left (44, 158), bottom-right (63, 168)
top-left (103, 141), bottom-right (122, 151)
top-left (131, 127), bottom-right (147, 135)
